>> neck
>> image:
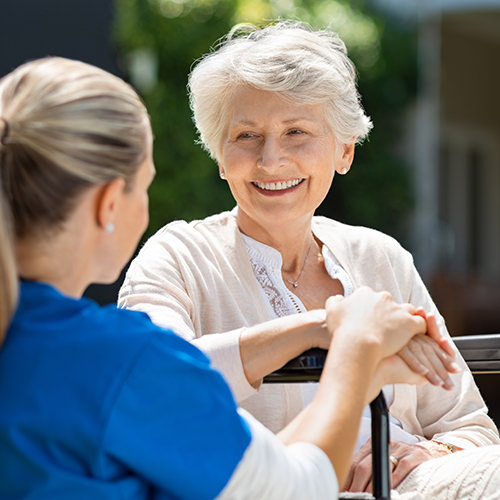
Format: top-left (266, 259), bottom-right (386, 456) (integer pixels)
top-left (236, 208), bottom-right (317, 279)
top-left (15, 190), bottom-right (101, 298)
top-left (16, 232), bottom-right (92, 298)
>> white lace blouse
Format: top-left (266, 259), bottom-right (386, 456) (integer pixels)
top-left (241, 233), bottom-right (417, 451)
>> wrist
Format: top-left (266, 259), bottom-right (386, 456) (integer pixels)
top-left (305, 309), bottom-right (328, 349)
top-left (431, 440), bottom-right (459, 454)
top-left (418, 439), bottom-right (459, 457)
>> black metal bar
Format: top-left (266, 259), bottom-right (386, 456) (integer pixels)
top-left (370, 392), bottom-right (391, 500)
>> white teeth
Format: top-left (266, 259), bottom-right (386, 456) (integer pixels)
top-left (254, 179), bottom-right (302, 191)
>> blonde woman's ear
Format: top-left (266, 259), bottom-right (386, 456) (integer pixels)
top-left (95, 178), bottom-right (125, 231)
top-left (218, 165), bottom-right (226, 179)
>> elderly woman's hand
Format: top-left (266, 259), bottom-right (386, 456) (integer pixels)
top-left (398, 312), bottom-right (459, 390)
top-left (343, 438), bottom-right (458, 492)
top-left (362, 307), bottom-right (459, 394)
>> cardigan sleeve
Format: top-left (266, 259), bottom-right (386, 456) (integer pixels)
top-left (118, 222), bottom-right (259, 402)
top-left (391, 260), bottom-right (500, 449)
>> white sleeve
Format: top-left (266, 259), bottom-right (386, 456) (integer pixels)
top-left (216, 409), bottom-right (339, 500)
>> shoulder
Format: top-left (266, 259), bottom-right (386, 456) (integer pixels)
top-left (313, 217), bottom-right (421, 300)
top-left (313, 216), bottom-right (410, 258)
top-left (89, 304), bottom-right (209, 364)
top-left (149, 210), bottom-right (237, 243)
top-left (128, 210), bottom-right (247, 276)
top-left (134, 211), bottom-right (238, 259)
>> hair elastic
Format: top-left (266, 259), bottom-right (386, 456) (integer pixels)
top-left (0, 117), bottom-right (9, 145)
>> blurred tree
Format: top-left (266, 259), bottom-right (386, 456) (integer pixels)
top-left (113, 0), bottom-right (416, 243)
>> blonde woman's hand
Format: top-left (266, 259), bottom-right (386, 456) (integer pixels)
top-left (325, 287), bottom-right (427, 360)
top-left (365, 355), bottom-right (428, 403)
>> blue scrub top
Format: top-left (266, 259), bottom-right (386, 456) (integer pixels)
top-left (0, 281), bottom-right (251, 499)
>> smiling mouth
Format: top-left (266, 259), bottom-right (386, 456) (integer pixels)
top-left (253, 178), bottom-right (304, 191)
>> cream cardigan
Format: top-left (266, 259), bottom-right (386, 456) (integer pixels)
top-left (119, 210), bottom-right (499, 449)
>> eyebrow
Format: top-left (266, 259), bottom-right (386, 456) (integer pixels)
top-left (230, 117), bottom-right (319, 126)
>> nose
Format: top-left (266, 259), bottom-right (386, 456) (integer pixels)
top-left (257, 136), bottom-right (286, 170)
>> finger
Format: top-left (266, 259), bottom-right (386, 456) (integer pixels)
top-left (426, 316), bottom-right (456, 362)
top-left (389, 440), bottom-right (438, 487)
top-left (411, 309), bottom-right (455, 359)
top-left (375, 355), bottom-right (427, 389)
top-left (424, 338), bottom-right (459, 372)
top-left (343, 438), bottom-right (371, 491)
top-left (406, 336), bottom-right (455, 388)
top-left (325, 294), bottom-right (344, 307)
top-left (344, 441), bottom-right (372, 492)
top-left (348, 454), bottom-right (373, 493)
top-left (412, 306), bottom-right (426, 318)
top-left (398, 345), bottom-right (430, 376)
top-left (343, 464), bottom-right (355, 491)
top-left (391, 456), bottom-right (414, 488)
top-left (416, 336), bottom-right (457, 389)
top-left (426, 314), bottom-right (455, 357)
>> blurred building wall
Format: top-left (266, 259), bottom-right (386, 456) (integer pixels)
top-left (0, 0), bottom-right (119, 78)
top-left (0, 0), bottom-right (124, 304)
top-left (411, 1), bottom-right (500, 335)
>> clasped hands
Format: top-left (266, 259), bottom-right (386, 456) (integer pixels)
top-left (323, 287), bottom-right (458, 395)
top-left (322, 287), bottom-right (460, 493)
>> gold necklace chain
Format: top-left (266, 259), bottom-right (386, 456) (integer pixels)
top-left (283, 238), bottom-right (314, 288)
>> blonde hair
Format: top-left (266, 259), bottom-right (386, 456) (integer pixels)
top-left (0, 57), bottom-right (150, 343)
top-left (188, 20), bottom-right (373, 160)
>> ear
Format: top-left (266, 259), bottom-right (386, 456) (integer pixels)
top-left (335, 142), bottom-right (355, 175)
top-left (95, 178), bottom-right (126, 231)
top-left (218, 163), bottom-right (226, 180)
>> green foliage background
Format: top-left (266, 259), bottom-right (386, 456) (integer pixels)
top-left (113, 0), bottom-right (417, 244)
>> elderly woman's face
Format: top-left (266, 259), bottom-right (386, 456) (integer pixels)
top-left (219, 86), bottom-right (353, 234)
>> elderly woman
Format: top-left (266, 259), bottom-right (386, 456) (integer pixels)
top-left (118, 21), bottom-right (499, 495)
top-left (0, 55), bottom-right (445, 499)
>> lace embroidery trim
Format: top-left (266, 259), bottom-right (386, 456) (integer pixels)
top-left (248, 259), bottom-right (300, 317)
top-left (243, 233), bottom-right (353, 319)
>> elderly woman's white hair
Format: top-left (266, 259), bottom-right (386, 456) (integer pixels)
top-left (188, 20), bottom-right (373, 160)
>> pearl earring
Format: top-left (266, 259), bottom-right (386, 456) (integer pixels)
top-left (105, 222), bottom-right (115, 233)
top-left (220, 171), bottom-right (226, 179)
top-left (340, 168), bottom-right (348, 175)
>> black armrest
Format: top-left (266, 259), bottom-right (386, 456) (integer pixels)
top-left (453, 334), bottom-right (500, 373)
top-left (263, 348), bottom-right (326, 383)
top-left (264, 334), bottom-right (500, 381)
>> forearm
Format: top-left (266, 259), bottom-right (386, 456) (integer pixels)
top-left (218, 409), bottom-right (338, 499)
top-left (278, 339), bottom-right (380, 487)
top-left (239, 309), bottom-right (328, 386)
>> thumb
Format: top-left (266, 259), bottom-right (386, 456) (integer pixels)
top-left (325, 294), bottom-right (344, 307)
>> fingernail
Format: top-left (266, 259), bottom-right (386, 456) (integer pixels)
top-left (443, 377), bottom-right (454, 390)
top-left (450, 362), bottom-right (460, 372)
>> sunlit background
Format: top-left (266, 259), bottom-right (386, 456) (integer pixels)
top-left (1, 0), bottom-right (500, 337)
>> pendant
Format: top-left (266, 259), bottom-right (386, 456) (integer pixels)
top-left (292, 282), bottom-right (298, 288)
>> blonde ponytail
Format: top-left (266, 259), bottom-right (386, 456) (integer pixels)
top-left (0, 117), bottom-right (18, 343)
